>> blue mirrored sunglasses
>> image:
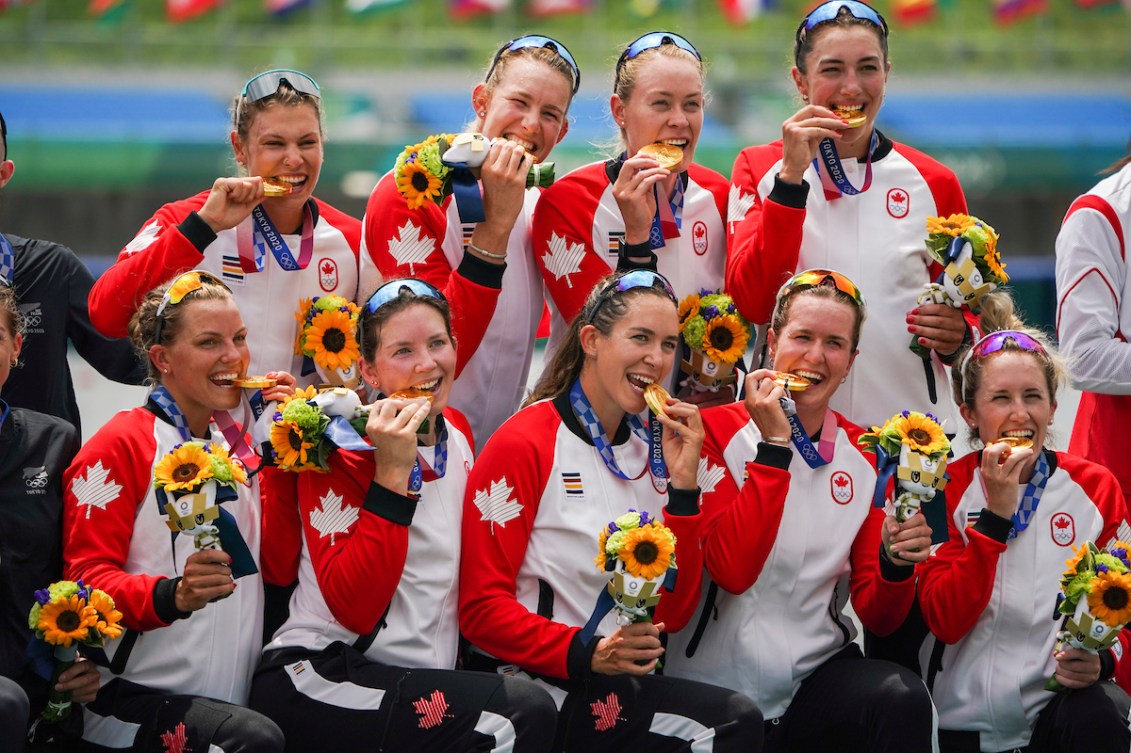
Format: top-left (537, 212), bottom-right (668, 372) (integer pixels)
top-left (242, 69), bottom-right (321, 103)
top-left (616, 31), bottom-right (701, 83)
top-left (796, 0), bottom-right (888, 42)
top-left (487, 35), bottom-right (580, 95)
top-left (364, 279), bottom-right (447, 315)
top-left (586, 270), bottom-right (677, 323)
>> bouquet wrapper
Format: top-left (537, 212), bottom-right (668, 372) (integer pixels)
top-left (315, 361), bottom-right (360, 391)
top-left (911, 237), bottom-right (997, 357)
top-left (680, 348), bottom-right (738, 393)
top-left (40, 643), bottom-right (78, 723)
top-left (606, 560), bottom-right (667, 626)
top-left (441, 134), bottom-right (555, 224)
top-left (1046, 596), bottom-right (1124, 691)
top-left (893, 445), bottom-right (948, 522)
top-left (161, 480), bottom-right (222, 551)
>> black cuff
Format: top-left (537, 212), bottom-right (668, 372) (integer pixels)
top-left (878, 546), bottom-right (916, 581)
top-left (973, 508), bottom-right (1013, 543)
top-left (666, 486), bottom-right (701, 517)
top-left (566, 631), bottom-right (601, 681)
top-left (363, 482), bottom-right (418, 526)
top-left (178, 211), bottom-right (219, 253)
top-left (456, 251), bottom-right (505, 289)
top-left (937, 321), bottom-right (973, 365)
top-left (755, 442), bottom-right (793, 470)
top-left (153, 577), bottom-right (192, 624)
top-left (1099, 647), bottom-right (1117, 681)
top-left (768, 174), bottom-right (810, 208)
top-left (617, 239), bottom-right (657, 272)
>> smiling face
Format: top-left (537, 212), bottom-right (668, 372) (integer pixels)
top-left (473, 56), bottom-right (572, 165)
top-left (232, 101), bottom-right (324, 203)
top-left (360, 302), bottom-right (456, 417)
top-left (768, 295), bottom-right (858, 414)
top-left (960, 350), bottom-right (1057, 455)
top-left (612, 52), bottom-right (704, 171)
top-left (579, 292), bottom-right (679, 429)
top-left (151, 298), bottom-right (250, 433)
top-left (793, 25), bottom-right (889, 159)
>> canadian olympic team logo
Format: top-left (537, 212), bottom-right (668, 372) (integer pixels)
top-left (692, 221), bottom-right (708, 256)
top-left (830, 471), bottom-right (853, 505)
top-left (319, 258), bottom-right (339, 292)
top-left (886, 189), bottom-right (909, 219)
top-left (1050, 512), bottom-right (1075, 547)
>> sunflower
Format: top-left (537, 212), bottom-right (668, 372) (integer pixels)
top-left (926, 214), bottom-right (975, 238)
top-left (982, 243), bottom-right (1009, 284)
top-left (677, 293), bottom-right (700, 327)
top-left (397, 162), bottom-right (444, 209)
top-left (207, 443), bottom-right (248, 486)
top-left (619, 523), bottom-right (676, 580)
top-left (893, 412), bottom-right (950, 456)
top-left (87, 589), bottom-right (123, 640)
top-left (1087, 570), bottom-right (1131, 627)
top-left (37, 594), bottom-right (97, 647)
top-left (270, 420), bottom-right (315, 470)
top-left (595, 528), bottom-right (610, 570)
top-left (305, 309), bottom-right (361, 372)
top-left (153, 443), bottom-right (214, 493)
top-left (1063, 545), bottom-right (1088, 580)
top-left (703, 315), bottom-right (749, 364)
top-left (294, 298), bottom-right (312, 355)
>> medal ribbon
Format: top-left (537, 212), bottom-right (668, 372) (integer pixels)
top-left (236, 201), bottom-right (315, 273)
top-left (780, 395), bottom-right (836, 469)
top-left (0, 234), bottom-right (14, 286)
top-left (1007, 449), bottom-right (1050, 540)
top-left (648, 178), bottom-right (686, 251)
top-left (409, 415), bottom-right (449, 499)
top-left (813, 131), bottom-right (879, 199)
top-left (569, 379), bottom-right (666, 483)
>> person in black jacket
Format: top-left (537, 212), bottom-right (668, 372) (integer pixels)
top-left (0, 281), bottom-right (100, 750)
top-left (0, 111), bottom-right (144, 436)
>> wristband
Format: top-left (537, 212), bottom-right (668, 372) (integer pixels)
top-left (763, 436), bottom-right (790, 446)
top-left (467, 241), bottom-right (506, 260)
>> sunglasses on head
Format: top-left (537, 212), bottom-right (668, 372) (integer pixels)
top-left (616, 31), bottom-right (701, 85)
top-left (961, 330), bottom-right (1047, 372)
top-left (586, 269), bottom-right (677, 323)
top-left (154, 270), bottom-right (231, 344)
top-left (796, 0), bottom-right (888, 43)
top-left (364, 279), bottom-right (447, 316)
top-left (241, 69), bottom-right (321, 104)
top-left (779, 268), bottom-right (865, 307)
top-left (486, 35), bottom-right (581, 96)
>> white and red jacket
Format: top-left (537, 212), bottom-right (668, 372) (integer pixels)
top-left (664, 402), bottom-right (915, 719)
top-left (1055, 163), bottom-right (1131, 503)
top-left (726, 134), bottom-right (972, 429)
top-left (459, 395), bottom-right (705, 684)
top-left (362, 171), bottom-right (544, 442)
top-left (88, 191), bottom-right (361, 384)
top-left (62, 405), bottom-right (264, 704)
top-left (532, 160), bottom-right (728, 347)
top-left (918, 450), bottom-right (1131, 751)
top-left (265, 409), bottom-right (474, 671)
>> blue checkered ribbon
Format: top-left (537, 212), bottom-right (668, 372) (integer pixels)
top-left (648, 176), bottom-right (686, 251)
top-left (150, 385), bottom-right (192, 441)
top-left (409, 415), bottom-right (448, 499)
top-left (569, 379), bottom-right (654, 482)
top-left (1008, 449), bottom-right (1050, 540)
top-left (0, 233), bottom-right (14, 286)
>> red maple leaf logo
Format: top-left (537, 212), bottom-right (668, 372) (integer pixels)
top-left (321, 261), bottom-right (335, 275)
top-left (413, 689), bottom-right (454, 730)
top-left (160, 722), bottom-right (191, 753)
top-left (591, 692), bottom-right (626, 732)
top-left (834, 475), bottom-right (849, 488)
top-left (1055, 517), bottom-right (1071, 530)
top-left (891, 191), bottom-right (907, 204)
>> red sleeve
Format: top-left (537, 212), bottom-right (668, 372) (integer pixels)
top-left (847, 505), bottom-right (917, 635)
top-left (917, 460), bottom-right (1007, 644)
top-left (259, 465), bottom-right (303, 587)
top-left (697, 403), bottom-right (792, 594)
top-left (652, 501), bottom-right (706, 633)
top-left (88, 193), bottom-right (210, 338)
top-left (63, 411), bottom-right (168, 631)
top-left (725, 144), bottom-right (807, 325)
top-left (458, 406), bottom-right (577, 679)
top-left (532, 165), bottom-right (616, 325)
top-left (299, 450), bottom-right (412, 636)
top-left (362, 172), bottom-right (499, 377)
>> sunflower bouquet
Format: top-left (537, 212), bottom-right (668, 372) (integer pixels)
top-left (1046, 540), bottom-right (1131, 691)
top-left (677, 289), bottom-right (751, 393)
top-left (295, 296), bottom-right (361, 389)
top-left (269, 386), bottom-right (370, 473)
top-left (912, 213), bottom-right (1007, 357)
top-left (154, 441), bottom-right (249, 551)
top-left (394, 132), bottom-right (554, 220)
top-left (27, 579), bottom-right (122, 723)
top-left (858, 410), bottom-right (950, 522)
top-left (595, 510), bottom-right (677, 625)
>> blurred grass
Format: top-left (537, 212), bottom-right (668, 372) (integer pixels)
top-left (0, 0), bottom-right (1128, 82)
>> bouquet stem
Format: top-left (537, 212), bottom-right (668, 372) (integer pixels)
top-left (42, 643), bottom-right (78, 722)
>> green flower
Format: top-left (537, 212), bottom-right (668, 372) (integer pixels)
top-left (314, 295), bottom-right (349, 313)
top-left (417, 140), bottom-right (448, 180)
top-left (682, 316), bottom-right (707, 351)
top-left (49, 581), bottom-right (81, 601)
top-left (28, 603), bottom-right (41, 631)
top-left (1063, 572), bottom-right (1095, 613)
top-left (1096, 552), bottom-right (1130, 574)
top-left (606, 530), bottom-right (626, 557)
top-left (615, 512), bottom-right (641, 531)
top-left (282, 400), bottom-right (323, 433)
top-left (210, 454), bottom-right (234, 483)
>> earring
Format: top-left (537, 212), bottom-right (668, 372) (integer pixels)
top-left (802, 94), bottom-right (809, 103)
top-left (9, 358), bottom-right (15, 368)
top-left (163, 368), bottom-right (169, 374)
top-left (478, 111), bottom-right (486, 117)
top-left (841, 376), bottom-right (847, 384)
